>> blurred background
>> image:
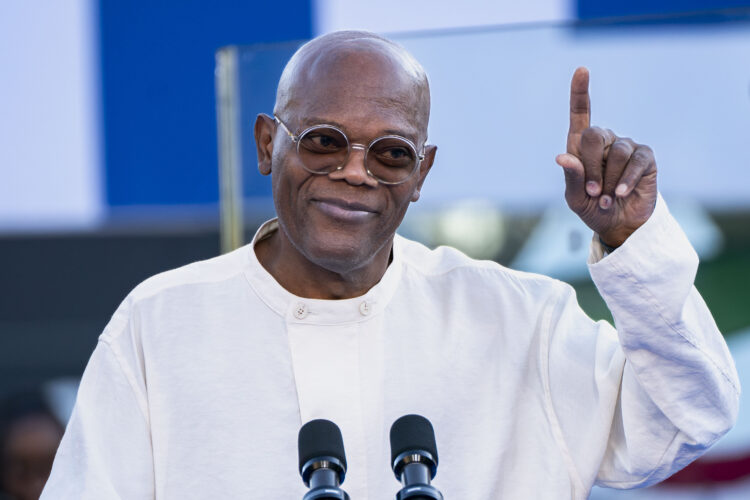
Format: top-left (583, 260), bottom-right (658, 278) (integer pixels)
top-left (1, 1), bottom-right (749, 498)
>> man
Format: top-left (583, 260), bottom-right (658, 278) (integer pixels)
top-left (42, 31), bottom-right (739, 499)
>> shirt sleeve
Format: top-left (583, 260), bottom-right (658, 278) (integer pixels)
top-left (544, 194), bottom-right (740, 494)
top-left (41, 304), bottom-right (155, 499)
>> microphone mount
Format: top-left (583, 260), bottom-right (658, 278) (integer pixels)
top-left (298, 419), bottom-right (351, 500)
top-left (390, 415), bottom-right (444, 500)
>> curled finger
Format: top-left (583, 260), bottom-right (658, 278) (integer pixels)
top-left (579, 126), bottom-right (615, 197)
top-left (614, 145), bottom-right (656, 198)
top-left (601, 138), bottom-right (635, 209)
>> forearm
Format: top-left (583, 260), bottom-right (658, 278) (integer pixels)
top-left (590, 194), bottom-right (740, 486)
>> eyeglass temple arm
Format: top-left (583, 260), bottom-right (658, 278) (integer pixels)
top-left (274, 115), bottom-right (297, 141)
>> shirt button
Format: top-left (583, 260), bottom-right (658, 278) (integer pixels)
top-left (359, 301), bottom-right (371, 316)
top-left (293, 303), bottom-right (309, 319)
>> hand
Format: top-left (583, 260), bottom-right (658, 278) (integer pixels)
top-left (555, 67), bottom-right (658, 248)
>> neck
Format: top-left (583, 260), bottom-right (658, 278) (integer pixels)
top-left (254, 226), bottom-right (392, 300)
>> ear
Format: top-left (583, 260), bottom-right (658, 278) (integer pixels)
top-left (254, 113), bottom-right (276, 176)
top-left (411, 144), bottom-right (437, 202)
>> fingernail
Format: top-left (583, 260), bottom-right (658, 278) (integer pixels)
top-left (615, 183), bottom-right (627, 196)
top-left (599, 195), bottom-right (612, 209)
top-left (586, 181), bottom-right (599, 196)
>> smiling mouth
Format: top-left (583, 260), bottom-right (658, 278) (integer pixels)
top-left (312, 198), bottom-right (378, 222)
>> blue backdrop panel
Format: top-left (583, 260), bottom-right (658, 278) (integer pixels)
top-left (578, 0), bottom-right (750, 20)
top-left (100, 0), bottom-right (312, 207)
top-left (237, 43), bottom-right (301, 199)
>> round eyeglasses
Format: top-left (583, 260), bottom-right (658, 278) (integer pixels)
top-left (274, 115), bottom-right (425, 185)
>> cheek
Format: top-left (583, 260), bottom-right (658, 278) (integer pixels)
top-left (270, 160), bottom-right (298, 204)
top-left (386, 185), bottom-right (418, 219)
top-left (270, 149), bottom-right (302, 193)
top-left (271, 178), bottom-right (298, 226)
top-left (270, 164), bottom-right (314, 229)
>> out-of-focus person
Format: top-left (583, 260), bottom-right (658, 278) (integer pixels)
top-left (0, 391), bottom-right (64, 500)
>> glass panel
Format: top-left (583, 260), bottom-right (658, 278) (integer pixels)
top-left (216, 15), bottom-right (750, 286)
top-left (215, 41), bottom-right (302, 252)
top-left (216, 15), bottom-right (750, 500)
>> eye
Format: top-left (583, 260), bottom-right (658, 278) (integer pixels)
top-left (370, 139), bottom-right (415, 168)
top-left (311, 134), bottom-right (335, 148)
top-left (385, 147), bottom-right (409, 159)
top-left (299, 128), bottom-right (347, 153)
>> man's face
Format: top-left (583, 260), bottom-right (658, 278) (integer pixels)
top-left (260, 49), bottom-right (435, 276)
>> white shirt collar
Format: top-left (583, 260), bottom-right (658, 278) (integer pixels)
top-left (243, 219), bottom-right (404, 325)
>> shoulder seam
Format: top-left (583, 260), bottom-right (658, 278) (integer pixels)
top-left (129, 259), bottom-right (248, 305)
top-left (402, 252), bottom-right (557, 288)
top-left (97, 338), bottom-right (151, 427)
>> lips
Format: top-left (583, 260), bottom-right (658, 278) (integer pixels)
top-left (312, 198), bottom-right (378, 222)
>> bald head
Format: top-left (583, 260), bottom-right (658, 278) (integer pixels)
top-left (274, 31), bottom-right (431, 137)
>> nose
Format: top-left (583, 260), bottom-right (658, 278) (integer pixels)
top-left (326, 144), bottom-right (379, 187)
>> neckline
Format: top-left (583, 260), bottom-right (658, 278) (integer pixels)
top-left (243, 219), bottom-right (404, 325)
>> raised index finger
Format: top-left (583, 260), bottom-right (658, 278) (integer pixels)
top-left (567, 66), bottom-right (591, 155)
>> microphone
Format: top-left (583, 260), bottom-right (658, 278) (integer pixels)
top-left (389, 414), bottom-right (444, 500)
top-left (298, 419), bottom-right (351, 500)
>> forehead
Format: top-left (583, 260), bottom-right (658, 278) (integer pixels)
top-left (286, 47), bottom-right (426, 140)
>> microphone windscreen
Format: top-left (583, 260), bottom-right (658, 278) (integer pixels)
top-left (298, 419), bottom-right (347, 473)
top-left (389, 414), bottom-right (438, 466)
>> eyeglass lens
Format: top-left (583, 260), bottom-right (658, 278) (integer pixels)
top-left (297, 126), bottom-right (418, 184)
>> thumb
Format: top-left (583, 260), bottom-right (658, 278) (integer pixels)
top-left (556, 153), bottom-right (587, 210)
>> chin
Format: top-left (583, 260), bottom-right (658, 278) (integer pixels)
top-left (302, 234), bottom-right (384, 275)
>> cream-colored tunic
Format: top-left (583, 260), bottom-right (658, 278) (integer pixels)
top-left (42, 196), bottom-right (739, 499)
